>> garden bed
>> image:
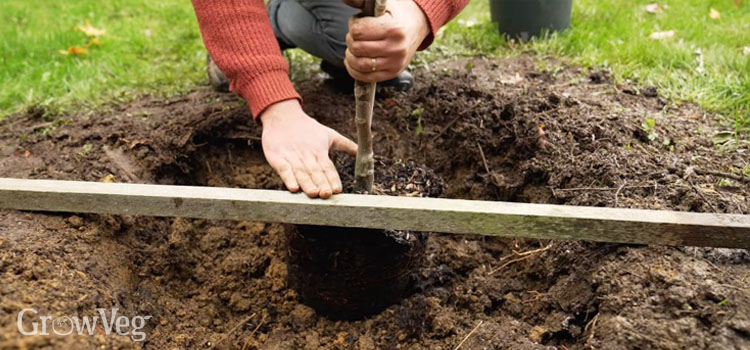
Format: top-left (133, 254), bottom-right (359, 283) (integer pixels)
top-left (0, 56), bottom-right (748, 350)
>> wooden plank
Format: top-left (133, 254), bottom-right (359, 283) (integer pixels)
top-left (0, 177), bottom-right (748, 249)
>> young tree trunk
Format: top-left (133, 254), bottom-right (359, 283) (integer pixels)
top-left (353, 0), bottom-right (388, 193)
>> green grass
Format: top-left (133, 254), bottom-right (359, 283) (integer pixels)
top-left (0, 0), bottom-right (206, 118)
top-left (1, 0), bottom-right (748, 134)
top-left (425, 0), bottom-right (750, 133)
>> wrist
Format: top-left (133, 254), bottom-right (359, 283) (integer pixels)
top-left (405, 0), bottom-right (430, 42)
top-left (259, 99), bottom-right (304, 125)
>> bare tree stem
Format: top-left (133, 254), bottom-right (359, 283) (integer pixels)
top-left (354, 82), bottom-right (375, 192)
top-left (353, 0), bottom-right (387, 193)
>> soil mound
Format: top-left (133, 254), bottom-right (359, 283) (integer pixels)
top-left (0, 56), bottom-right (748, 350)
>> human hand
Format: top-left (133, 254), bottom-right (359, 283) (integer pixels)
top-left (343, 0), bottom-right (430, 82)
top-left (260, 99), bottom-right (358, 198)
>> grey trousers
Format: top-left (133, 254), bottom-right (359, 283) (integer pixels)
top-left (268, 0), bottom-right (358, 68)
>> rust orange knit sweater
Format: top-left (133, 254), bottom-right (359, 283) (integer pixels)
top-left (191, 0), bottom-right (468, 118)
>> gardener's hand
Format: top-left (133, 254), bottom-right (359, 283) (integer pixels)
top-left (344, 0), bottom-right (430, 82)
top-left (260, 99), bottom-right (358, 198)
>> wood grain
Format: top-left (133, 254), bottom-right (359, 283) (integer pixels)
top-left (0, 178), bottom-right (748, 248)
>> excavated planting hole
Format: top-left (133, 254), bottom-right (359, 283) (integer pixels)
top-left (1, 56), bottom-right (748, 350)
top-left (161, 139), bottom-right (446, 320)
top-left (285, 156), bottom-right (443, 320)
top-left (287, 226), bottom-right (427, 320)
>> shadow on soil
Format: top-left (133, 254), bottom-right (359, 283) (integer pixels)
top-left (0, 56), bottom-right (748, 350)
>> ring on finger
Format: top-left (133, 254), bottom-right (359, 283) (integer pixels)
top-left (371, 58), bottom-right (377, 72)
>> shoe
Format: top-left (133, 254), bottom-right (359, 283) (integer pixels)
top-left (207, 54), bottom-right (230, 93)
top-left (320, 61), bottom-right (413, 92)
top-left (382, 70), bottom-right (413, 92)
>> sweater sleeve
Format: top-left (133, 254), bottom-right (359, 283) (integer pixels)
top-left (413, 0), bottom-right (470, 50)
top-left (191, 0), bottom-right (301, 118)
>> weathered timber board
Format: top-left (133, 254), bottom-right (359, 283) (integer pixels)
top-left (0, 178), bottom-right (748, 248)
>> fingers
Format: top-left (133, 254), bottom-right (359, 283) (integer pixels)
top-left (269, 153), bottom-right (319, 198)
top-left (329, 129), bottom-right (358, 156)
top-left (272, 153), bottom-right (340, 199)
top-left (318, 155), bottom-right (343, 194)
top-left (260, 99), bottom-right (354, 199)
top-left (344, 58), bottom-right (399, 83)
top-left (347, 33), bottom-right (404, 58)
top-left (301, 152), bottom-right (334, 199)
top-left (346, 51), bottom-right (378, 73)
top-left (267, 157), bottom-right (299, 193)
top-left (290, 157), bottom-right (320, 198)
top-left (348, 15), bottom-right (397, 41)
top-left (295, 130), bottom-right (352, 198)
top-left (345, 15), bottom-right (408, 83)
top-left (345, 51), bottom-right (403, 75)
top-left (345, 29), bottom-right (407, 77)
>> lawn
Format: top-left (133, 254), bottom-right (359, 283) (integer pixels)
top-left (1, 0), bottom-right (749, 134)
top-left (431, 0), bottom-right (750, 134)
top-left (0, 0), bottom-right (206, 118)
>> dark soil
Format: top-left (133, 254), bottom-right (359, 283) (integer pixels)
top-left (1, 56), bottom-right (749, 350)
top-left (288, 156), bottom-right (443, 320)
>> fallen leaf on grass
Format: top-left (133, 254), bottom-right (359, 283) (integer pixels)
top-left (743, 47), bottom-right (750, 56)
top-left (59, 46), bottom-right (88, 55)
top-left (735, 0), bottom-right (745, 9)
top-left (75, 20), bottom-right (106, 37)
top-left (645, 3), bottom-right (666, 13)
top-left (709, 8), bottom-right (721, 20)
top-left (87, 37), bottom-right (101, 46)
top-left (650, 30), bottom-right (675, 40)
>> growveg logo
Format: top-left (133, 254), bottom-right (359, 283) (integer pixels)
top-left (17, 308), bottom-right (151, 342)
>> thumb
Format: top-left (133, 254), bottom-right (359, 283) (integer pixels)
top-left (329, 129), bottom-right (358, 156)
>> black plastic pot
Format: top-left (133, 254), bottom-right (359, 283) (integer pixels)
top-left (490, 0), bottom-right (573, 41)
top-left (285, 157), bottom-right (443, 320)
top-left (287, 226), bottom-right (426, 319)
